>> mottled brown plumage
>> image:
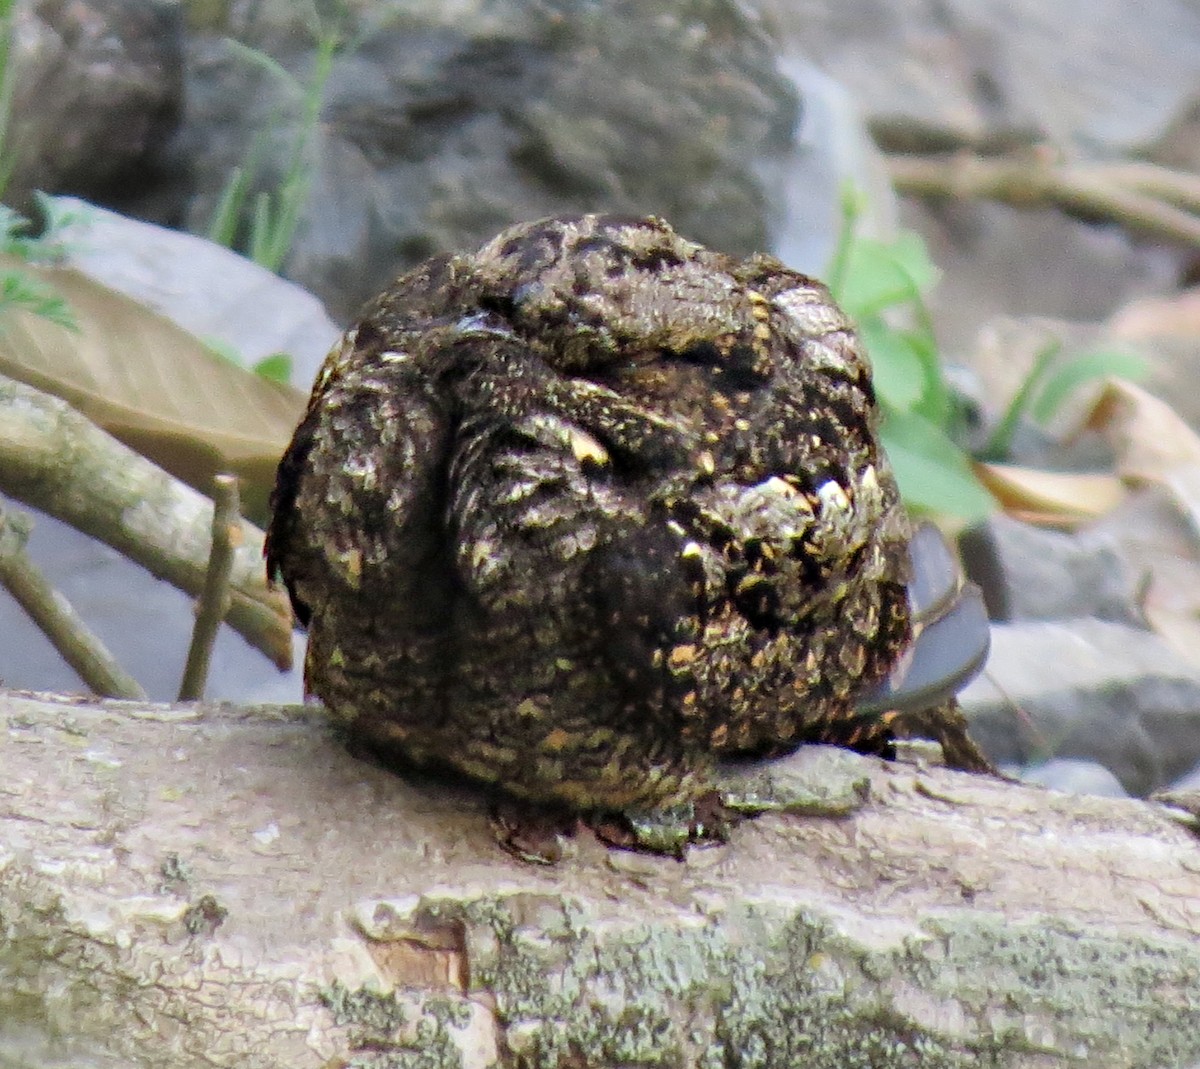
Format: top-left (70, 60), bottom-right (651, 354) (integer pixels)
top-left (266, 213), bottom-right (977, 815)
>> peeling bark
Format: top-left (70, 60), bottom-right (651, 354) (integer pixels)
top-left (2, 689), bottom-right (1199, 1069)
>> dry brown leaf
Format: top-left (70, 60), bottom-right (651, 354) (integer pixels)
top-left (0, 255), bottom-right (305, 514)
top-left (1084, 378), bottom-right (1200, 537)
top-left (1084, 378), bottom-right (1200, 481)
top-left (974, 461), bottom-right (1126, 528)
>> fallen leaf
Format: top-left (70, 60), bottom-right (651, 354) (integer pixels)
top-left (0, 254), bottom-right (305, 518)
top-left (974, 461), bottom-right (1125, 528)
top-left (1084, 378), bottom-right (1200, 482)
top-left (1083, 377), bottom-right (1200, 548)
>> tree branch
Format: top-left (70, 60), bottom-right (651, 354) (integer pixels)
top-left (0, 372), bottom-right (294, 669)
top-left (178, 474), bottom-right (241, 701)
top-left (0, 504), bottom-right (146, 698)
top-left (888, 151), bottom-right (1200, 247)
top-left (3, 689), bottom-right (1200, 1068)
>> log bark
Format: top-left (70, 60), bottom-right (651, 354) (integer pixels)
top-left (2, 688), bottom-right (1200, 1069)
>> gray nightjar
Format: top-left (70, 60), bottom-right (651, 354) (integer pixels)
top-left (266, 213), bottom-right (990, 824)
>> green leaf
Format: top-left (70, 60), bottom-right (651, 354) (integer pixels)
top-left (825, 190), bottom-right (990, 517)
top-left (858, 318), bottom-right (927, 412)
top-left (202, 336), bottom-right (245, 366)
top-left (253, 352), bottom-right (294, 383)
top-left (0, 202), bottom-right (27, 246)
top-left (837, 232), bottom-right (940, 320)
top-left (1031, 348), bottom-right (1147, 426)
top-left (881, 408), bottom-right (994, 521)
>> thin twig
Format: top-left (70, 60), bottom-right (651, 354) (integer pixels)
top-left (178, 474), bottom-right (241, 702)
top-left (1095, 161), bottom-right (1200, 214)
top-left (0, 503), bottom-right (146, 699)
top-left (887, 152), bottom-right (1200, 248)
top-left (0, 373), bottom-right (294, 669)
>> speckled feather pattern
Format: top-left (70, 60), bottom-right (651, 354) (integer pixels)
top-left (267, 214), bottom-right (913, 810)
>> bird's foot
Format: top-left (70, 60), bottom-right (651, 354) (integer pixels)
top-left (489, 797), bottom-right (576, 865)
top-left (490, 792), bottom-right (733, 863)
top-left (588, 790), bottom-right (734, 858)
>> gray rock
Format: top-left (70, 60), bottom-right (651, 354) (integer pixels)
top-left (757, 1), bottom-right (1194, 353)
top-left (758, 0), bottom-right (1200, 156)
top-left (961, 512), bottom-right (1143, 625)
top-left (9, 0), bottom-right (184, 212)
top-left (1164, 758), bottom-right (1200, 792)
top-left (904, 202), bottom-right (1180, 356)
top-left (960, 618), bottom-right (1200, 796)
top-left (768, 57), bottom-right (899, 273)
top-left (1016, 758), bottom-right (1129, 798)
top-left (166, 0), bottom-right (804, 321)
top-left (162, 7), bottom-right (898, 319)
top-left (1085, 486), bottom-right (1200, 673)
top-left (48, 195), bottom-right (340, 386)
top-left (24, 0), bottom-right (1188, 355)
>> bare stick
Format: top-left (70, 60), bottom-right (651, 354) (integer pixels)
top-left (178, 474), bottom-right (241, 702)
top-left (887, 153), bottom-right (1200, 248)
top-left (1097, 161), bottom-right (1200, 215)
top-left (0, 504), bottom-right (146, 699)
top-left (0, 373), bottom-right (294, 669)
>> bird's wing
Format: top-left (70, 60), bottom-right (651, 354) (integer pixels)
top-left (265, 330), bottom-right (452, 628)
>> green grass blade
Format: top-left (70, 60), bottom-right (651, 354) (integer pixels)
top-left (248, 190), bottom-right (276, 267)
top-left (979, 341), bottom-right (1061, 461)
top-left (207, 165), bottom-right (250, 247)
top-left (826, 182), bottom-right (865, 301)
top-left (1030, 348), bottom-right (1148, 426)
top-left (223, 37), bottom-right (304, 97)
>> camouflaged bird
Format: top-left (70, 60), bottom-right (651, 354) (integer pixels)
top-left (266, 213), bottom-right (990, 829)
